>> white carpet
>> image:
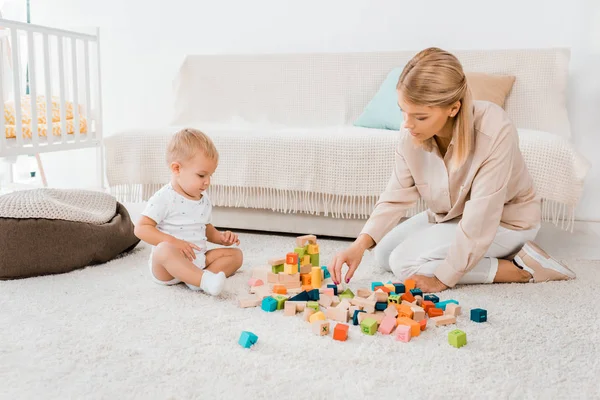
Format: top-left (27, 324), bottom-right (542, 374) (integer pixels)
top-left (1, 232), bottom-right (599, 399)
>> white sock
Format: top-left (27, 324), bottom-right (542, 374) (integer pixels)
top-left (200, 271), bottom-right (226, 296)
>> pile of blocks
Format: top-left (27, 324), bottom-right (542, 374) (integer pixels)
top-left (238, 234), bottom-right (487, 347)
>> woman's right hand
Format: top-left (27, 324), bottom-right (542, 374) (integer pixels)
top-left (169, 237), bottom-right (201, 261)
top-left (328, 243), bottom-right (366, 285)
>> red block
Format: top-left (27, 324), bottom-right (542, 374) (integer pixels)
top-left (401, 292), bottom-right (416, 303)
top-left (286, 252), bottom-right (299, 265)
top-left (421, 300), bottom-right (435, 313)
top-left (333, 323), bottom-right (349, 341)
top-left (374, 286), bottom-right (392, 294)
top-left (427, 308), bottom-right (444, 317)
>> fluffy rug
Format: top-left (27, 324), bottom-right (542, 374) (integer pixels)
top-left (1, 232), bottom-right (599, 399)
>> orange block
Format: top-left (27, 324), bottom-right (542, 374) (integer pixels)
top-left (301, 274), bottom-right (312, 285)
top-left (397, 304), bottom-right (414, 319)
top-left (427, 308), bottom-right (444, 317)
top-left (333, 323), bottom-right (349, 341)
top-left (419, 319), bottom-right (427, 331)
top-left (302, 284), bottom-right (313, 292)
top-left (404, 279), bottom-right (416, 293)
top-left (286, 252), bottom-right (299, 265)
top-left (401, 292), bottom-right (416, 303)
top-left (396, 316), bottom-right (421, 337)
top-left (273, 285), bottom-right (287, 295)
top-left (374, 286), bottom-right (392, 294)
top-left (421, 300), bottom-right (435, 313)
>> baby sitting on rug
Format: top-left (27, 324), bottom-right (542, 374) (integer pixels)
top-left (134, 128), bottom-right (243, 295)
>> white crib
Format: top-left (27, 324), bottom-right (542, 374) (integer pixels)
top-left (0, 18), bottom-right (103, 188)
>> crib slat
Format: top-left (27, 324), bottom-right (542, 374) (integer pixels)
top-left (10, 28), bottom-right (23, 148)
top-left (43, 33), bottom-right (53, 145)
top-left (57, 35), bottom-right (67, 144)
top-left (27, 30), bottom-right (39, 149)
top-left (83, 39), bottom-right (92, 141)
top-left (0, 40), bottom-right (6, 153)
top-left (71, 37), bottom-right (80, 142)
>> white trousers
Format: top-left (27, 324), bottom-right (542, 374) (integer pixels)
top-left (374, 212), bottom-right (540, 284)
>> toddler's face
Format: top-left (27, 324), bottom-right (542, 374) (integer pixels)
top-left (173, 153), bottom-right (217, 199)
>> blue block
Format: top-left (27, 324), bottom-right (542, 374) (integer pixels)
top-left (470, 308), bottom-right (487, 323)
top-left (261, 297), bottom-right (278, 312)
top-left (327, 284), bottom-right (338, 296)
top-left (375, 302), bottom-right (388, 311)
top-left (424, 294), bottom-right (440, 303)
top-left (321, 266), bottom-right (331, 279)
top-left (353, 310), bottom-right (367, 326)
top-left (371, 281), bottom-right (384, 291)
top-left (290, 291), bottom-right (309, 302)
top-left (307, 289), bottom-right (320, 301)
top-left (238, 331), bottom-right (258, 348)
top-left (410, 288), bottom-right (423, 297)
top-left (435, 299), bottom-right (459, 311)
top-left (393, 283), bottom-right (405, 294)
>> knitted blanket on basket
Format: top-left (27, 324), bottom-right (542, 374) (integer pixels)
top-left (104, 125), bottom-right (590, 231)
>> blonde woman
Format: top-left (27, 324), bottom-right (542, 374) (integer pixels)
top-left (328, 47), bottom-right (575, 293)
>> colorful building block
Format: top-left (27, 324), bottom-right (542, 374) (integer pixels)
top-left (384, 283), bottom-right (396, 292)
top-left (273, 285), bottom-right (287, 295)
top-left (327, 284), bottom-right (338, 296)
top-left (374, 286), bottom-right (392, 294)
top-left (307, 244), bottom-right (320, 255)
top-left (301, 274), bottom-right (312, 286)
top-left (248, 278), bottom-right (264, 287)
top-left (338, 288), bottom-right (355, 299)
top-left (294, 247), bottom-right (306, 258)
top-left (312, 320), bottom-right (330, 336)
top-left (321, 266), bottom-right (331, 279)
top-left (307, 289), bottom-right (320, 301)
top-left (435, 299), bottom-right (459, 311)
top-left (272, 295), bottom-right (287, 310)
top-left (410, 288), bottom-right (423, 297)
top-left (286, 252), bottom-right (299, 265)
top-left (395, 325), bottom-right (411, 342)
top-left (397, 304), bottom-right (414, 319)
top-left (333, 323), bottom-right (349, 341)
top-left (401, 292), bottom-right (416, 303)
top-left (310, 253), bottom-right (320, 266)
top-left (378, 316), bottom-right (397, 335)
top-left (353, 310), bottom-right (366, 325)
top-left (388, 294), bottom-right (400, 304)
top-left (396, 317), bottom-right (421, 337)
top-left (393, 283), bottom-right (405, 295)
top-left (360, 318), bottom-right (378, 335)
top-left (296, 234), bottom-right (317, 247)
top-left (424, 294), bottom-right (439, 303)
top-left (311, 267), bottom-right (322, 289)
top-left (448, 329), bottom-right (467, 348)
top-left (290, 291), bottom-right (309, 302)
top-left (261, 297), bottom-right (278, 312)
top-left (470, 308), bottom-right (487, 323)
top-left (421, 300), bottom-right (435, 313)
top-left (301, 257), bottom-right (312, 268)
top-left (404, 279), bottom-right (416, 292)
top-left (371, 281), bottom-right (384, 291)
top-left (411, 308), bottom-right (426, 322)
top-left (271, 264), bottom-right (284, 274)
top-left (375, 302), bottom-right (388, 311)
top-left (419, 319), bottom-right (427, 331)
top-left (427, 307), bottom-right (444, 317)
top-left (238, 331), bottom-right (258, 348)
top-left (309, 311), bottom-right (326, 323)
top-left (306, 301), bottom-right (320, 311)
top-left (284, 263), bottom-right (298, 275)
top-left (284, 301), bottom-right (297, 316)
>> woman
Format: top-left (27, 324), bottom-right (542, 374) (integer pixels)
top-left (328, 47), bottom-right (575, 292)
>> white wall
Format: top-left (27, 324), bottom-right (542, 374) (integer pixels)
top-left (27, 0), bottom-right (600, 220)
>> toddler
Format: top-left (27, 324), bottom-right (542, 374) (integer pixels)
top-left (134, 128), bottom-right (243, 295)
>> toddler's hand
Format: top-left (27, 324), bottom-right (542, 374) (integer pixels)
top-left (220, 231), bottom-right (240, 246)
top-left (169, 238), bottom-right (201, 261)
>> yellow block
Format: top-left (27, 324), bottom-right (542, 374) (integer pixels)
top-left (307, 244), bottom-right (320, 255)
top-left (302, 255), bottom-right (311, 266)
top-left (384, 283), bottom-right (396, 292)
top-left (284, 263), bottom-right (298, 274)
top-left (309, 311), bottom-right (326, 323)
top-left (310, 266), bottom-right (322, 289)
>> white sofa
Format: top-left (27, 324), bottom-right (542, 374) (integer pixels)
top-left (105, 48), bottom-right (589, 238)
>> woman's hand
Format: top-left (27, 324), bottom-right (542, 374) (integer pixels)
top-left (169, 238), bottom-right (201, 261)
top-left (409, 275), bottom-right (448, 293)
top-left (328, 244), bottom-right (365, 285)
top-left (220, 230), bottom-right (240, 246)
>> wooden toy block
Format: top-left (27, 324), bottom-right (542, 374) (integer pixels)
top-left (284, 263), bottom-right (298, 275)
top-left (424, 294), bottom-right (440, 303)
top-left (357, 312), bottom-right (370, 324)
top-left (307, 289), bottom-right (320, 301)
top-left (388, 294), bottom-right (400, 304)
top-left (286, 252), bottom-right (299, 265)
top-left (331, 296), bottom-right (341, 307)
top-left (384, 305), bottom-right (399, 318)
top-left (371, 281), bottom-right (384, 291)
top-left (448, 329), bottom-right (467, 348)
top-left (282, 281), bottom-right (301, 289)
top-left (393, 283), bottom-right (405, 294)
top-left (303, 308), bottom-right (316, 321)
top-left (321, 266), bottom-right (331, 279)
top-left (445, 304), bottom-right (462, 316)
top-left (269, 257), bottom-right (286, 266)
top-left (470, 308), bottom-right (487, 323)
top-left (248, 278), bottom-right (264, 287)
top-left (365, 313), bottom-right (384, 323)
top-left (353, 310), bottom-right (366, 325)
top-left (362, 301), bottom-right (376, 314)
top-left (279, 272), bottom-right (300, 283)
top-left (378, 316), bottom-right (397, 335)
top-left (300, 264), bottom-right (312, 274)
top-left (296, 234), bottom-right (317, 247)
top-left (419, 319), bottom-right (427, 331)
top-left (397, 304), bottom-right (414, 319)
top-left (294, 247), bottom-right (306, 258)
top-left (288, 301), bottom-right (307, 312)
top-left (401, 292), bottom-right (416, 303)
top-left (411, 309), bottom-right (426, 322)
top-left (312, 320), bottom-right (330, 336)
top-left (435, 299), bottom-right (459, 311)
top-left (366, 292), bottom-right (377, 302)
top-left (267, 272), bottom-right (281, 284)
top-left (410, 288), bottom-right (423, 297)
top-left (333, 323), bottom-right (349, 341)
top-left (326, 307), bottom-right (348, 323)
top-left (327, 284), bottom-right (339, 296)
top-left (356, 288), bottom-right (371, 298)
top-left (414, 295), bottom-right (423, 306)
top-left (310, 267), bottom-right (322, 289)
top-left (271, 264), bottom-right (284, 274)
top-left (322, 288), bottom-right (334, 296)
top-left (427, 308), bottom-right (444, 317)
top-left (375, 302), bottom-right (388, 311)
top-left (273, 285), bottom-right (287, 295)
top-left (396, 317), bottom-right (421, 337)
top-left (273, 295), bottom-right (288, 310)
top-left (238, 296), bottom-right (262, 308)
top-left (360, 318), bottom-right (378, 335)
top-left (309, 311), bottom-right (326, 323)
top-left (284, 300), bottom-right (297, 316)
top-left (404, 279), bottom-right (416, 292)
top-left (318, 294), bottom-right (333, 308)
top-left (395, 325), bottom-right (412, 342)
top-left (261, 297), bottom-right (278, 312)
top-left (374, 286), bottom-right (391, 294)
top-left (374, 290), bottom-right (388, 303)
top-left (337, 299), bottom-right (352, 310)
top-left (238, 331), bottom-right (258, 348)
top-left (348, 305), bottom-right (359, 317)
top-left (302, 284), bottom-right (313, 292)
top-left (384, 283), bottom-right (396, 292)
top-left (338, 288), bottom-right (355, 299)
top-left (306, 301), bottom-right (320, 311)
top-left (310, 253), bottom-right (320, 266)
top-left (307, 244), bottom-right (320, 255)
top-left (421, 300), bottom-right (435, 313)
top-left (250, 285), bottom-right (272, 299)
top-left (290, 291), bottom-right (310, 302)
top-left (431, 315), bottom-right (457, 327)
top-left (301, 274), bottom-right (312, 286)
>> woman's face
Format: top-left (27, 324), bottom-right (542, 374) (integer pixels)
top-left (398, 93), bottom-right (458, 142)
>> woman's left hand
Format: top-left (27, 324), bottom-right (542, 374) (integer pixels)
top-left (409, 275), bottom-right (449, 293)
top-left (220, 230), bottom-right (240, 246)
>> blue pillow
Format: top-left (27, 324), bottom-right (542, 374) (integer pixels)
top-left (354, 67), bottom-right (404, 131)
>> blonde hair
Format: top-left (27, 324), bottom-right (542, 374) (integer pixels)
top-left (166, 128), bottom-right (219, 164)
top-left (396, 47), bottom-right (474, 169)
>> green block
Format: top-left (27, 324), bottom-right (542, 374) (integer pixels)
top-left (272, 264), bottom-right (284, 273)
top-left (360, 318), bottom-right (378, 335)
top-left (310, 253), bottom-right (320, 266)
top-left (448, 329), bottom-right (467, 348)
top-left (306, 301), bottom-right (320, 311)
top-left (388, 294), bottom-right (400, 304)
top-left (273, 295), bottom-right (287, 310)
top-left (294, 247), bottom-right (306, 258)
top-left (338, 288), bottom-right (355, 299)
top-left (304, 245), bottom-right (309, 253)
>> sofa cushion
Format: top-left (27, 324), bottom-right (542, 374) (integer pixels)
top-left (465, 72), bottom-right (516, 109)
